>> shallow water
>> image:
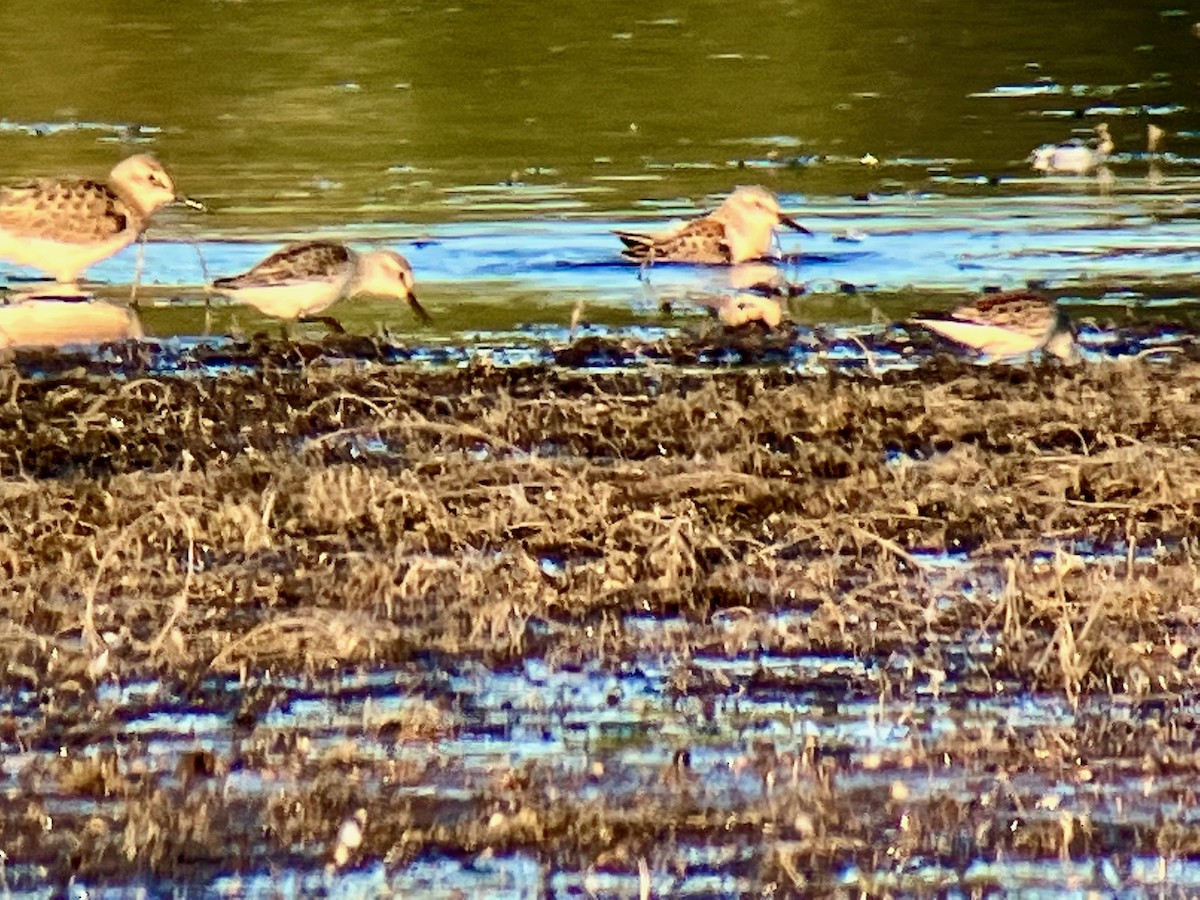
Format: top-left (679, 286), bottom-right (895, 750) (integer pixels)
top-left (3, 1), bottom-right (1199, 219)
top-left (14, 180), bottom-right (1199, 350)
top-left (5, 639), bottom-right (1193, 896)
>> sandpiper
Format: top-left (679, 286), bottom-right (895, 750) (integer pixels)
top-left (212, 240), bottom-right (428, 332)
top-left (615, 186), bottom-right (811, 264)
top-left (0, 154), bottom-right (200, 285)
top-left (911, 290), bottom-right (1077, 361)
top-left (1030, 123), bottom-right (1112, 175)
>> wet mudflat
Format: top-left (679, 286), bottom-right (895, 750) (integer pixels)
top-left (3, 336), bottom-right (1200, 895)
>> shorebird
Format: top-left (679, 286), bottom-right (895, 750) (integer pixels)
top-left (1030, 123), bottom-right (1113, 174)
top-left (212, 240), bottom-right (428, 333)
top-left (615, 186), bottom-right (811, 264)
top-left (910, 290), bottom-right (1077, 361)
top-left (0, 154), bottom-right (201, 285)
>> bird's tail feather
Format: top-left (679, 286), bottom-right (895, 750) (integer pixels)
top-left (615, 231), bottom-right (653, 260)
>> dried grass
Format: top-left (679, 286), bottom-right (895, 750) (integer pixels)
top-left (3, 347), bottom-right (1200, 884)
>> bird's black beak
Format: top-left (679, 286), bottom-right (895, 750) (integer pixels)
top-left (176, 195), bottom-right (207, 212)
top-left (778, 213), bottom-right (812, 235)
top-left (408, 292), bottom-right (432, 325)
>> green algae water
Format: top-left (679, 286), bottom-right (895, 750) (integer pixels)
top-left (0, 1), bottom-right (1196, 223)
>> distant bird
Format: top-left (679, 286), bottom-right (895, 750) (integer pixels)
top-left (330, 808), bottom-right (367, 870)
top-left (910, 290), bottom-right (1077, 361)
top-left (702, 260), bottom-right (793, 328)
top-left (1030, 123), bottom-right (1112, 174)
top-left (0, 154), bottom-right (201, 285)
top-left (1146, 125), bottom-right (1167, 187)
top-left (615, 186), bottom-right (811, 264)
top-left (727, 260), bottom-right (798, 297)
top-left (212, 240), bottom-right (428, 333)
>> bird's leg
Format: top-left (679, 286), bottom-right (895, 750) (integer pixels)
top-left (130, 232), bottom-right (147, 308)
top-left (225, 311), bottom-right (245, 342)
top-left (190, 238), bottom-right (211, 286)
top-left (300, 315), bottom-right (346, 335)
top-left (639, 276), bottom-right (670, 316)
top-left (190, 238), bottom-right (214, 337)
top-left (569, 299), bottom-right (586, 341)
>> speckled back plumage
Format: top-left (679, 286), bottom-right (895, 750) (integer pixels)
top-left (912, 290), bottom-right (1076, 361)
top-left (949, 290), bottom-right (1059, 333)
top-left (213, 240), bottom-right (356, 289)
top-left (616, 217), bottom-right (732, 264)
top-left (0, 178), bottom-right (134, 243)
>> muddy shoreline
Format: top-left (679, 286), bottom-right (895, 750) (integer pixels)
top-left (3, 338), bottom-right (1200, 893)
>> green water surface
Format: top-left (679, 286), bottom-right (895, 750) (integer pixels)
top-left (0, 1), bottom-right (1194, 225)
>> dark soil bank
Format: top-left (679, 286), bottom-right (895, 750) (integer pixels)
top-left (2, 338), bottom-right (1200, 894)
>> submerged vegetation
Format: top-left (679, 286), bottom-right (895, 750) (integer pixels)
top-left (3, 335), bottom-right (1200, 891)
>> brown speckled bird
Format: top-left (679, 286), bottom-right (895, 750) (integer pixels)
top-left (616, 186), bottom-right (811, 264)
top-left (213, 240), bottom-right (428, 328)
top-left (0, 154), bottom-right (200, 283)
top-left (911, 290), bottom-right (1077, 361)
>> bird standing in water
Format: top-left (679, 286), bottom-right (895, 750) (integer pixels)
top-left (615, 186), bottom-right (811, 264)
top-left (1030, 123), bottom-right (1113, 175)
top-left (212, 240), bottom-right (428, 335)
top-left (0, 154), bottom-right (201, 288)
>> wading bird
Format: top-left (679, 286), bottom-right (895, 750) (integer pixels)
top-left (911, 290), bottom-right (1076, 361)
top-left (1030, 123), bottom-right (1113, 175)
top-left (615, 186), bottom-right (811, 264)
top-left (0, 154), bottom-right (201, 286)
top-left (212, 239), bottom-right (428, 335)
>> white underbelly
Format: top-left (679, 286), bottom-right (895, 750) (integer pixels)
top-left (0, 230), bottom-right (136, 282)
top-left (1031, 145), bottom-right (1099, 174)
top-left (917, 319), bottom-right (1048, 357)
top-left (222, 281), bottom-right (347, 320)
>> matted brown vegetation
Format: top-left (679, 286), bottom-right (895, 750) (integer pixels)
top-left (2, 337), bottom-right (1200, 891)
